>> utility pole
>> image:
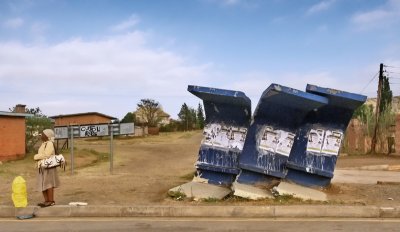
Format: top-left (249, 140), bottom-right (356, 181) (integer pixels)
top-left (371, 63), bottom-right (384, 154)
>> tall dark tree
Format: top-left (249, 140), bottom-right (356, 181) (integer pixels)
top-left (189, 108), bottom-right (197, 129)
top-left (136, 99), bottom-right (161, 127)
top-left (178, 103), bottom-right (190, 131)
top-left (371, 65), bottom-right (393, 154)
top-left (197, 103), bottom-right (205, 129)
top-left (380, 76), bottom-right (392, 113)
top-left (121, 112), bottom-right (136, 123)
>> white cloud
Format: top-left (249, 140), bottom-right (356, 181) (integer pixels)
top-left (307, 0), bottom-right (336, 15)
top-left (110, 15), bottom-right (140, 32)
top-left (351, 0), bottom-right (400, 30)
top-left (2, 17), bottom-right (24, 29)
top-left (352, 9), bottom-right (393, 25)
top-left (0, 31), bottom-right (213, 119)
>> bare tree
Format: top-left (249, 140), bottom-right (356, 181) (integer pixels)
top-left (136, 99), bottom-right (161, 127)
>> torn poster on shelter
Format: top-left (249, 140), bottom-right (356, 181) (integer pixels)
top-left (202, 123), bottom-right (247, 150)
top-left (306, 129), bottom-right (324, 153)
top-left (258, 126), bottom-right (295, 157)
top-left (321, 130), bottom-right (343, 156)
top-left (306, 129), bottom-right (343, 156)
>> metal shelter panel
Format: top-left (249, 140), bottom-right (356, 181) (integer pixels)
top-left (237, 84), bottom-right (328, 183)
top-left (285, 84), bottom-right (367, 187)
top-left (188, 85), bottom-right (251, 186)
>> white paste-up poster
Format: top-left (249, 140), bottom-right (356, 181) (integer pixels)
top-left (306, 129), bottom-right (325, 153)
top-left (259, 126), bottom-right (278, 152)
top-left (202, 123), bottom-right (221, 147)
top-left (202, 123), bottom-right (247, 151)
top-left (275, 131), bottom-right (295, 156)
top-left (229, 127), bottom-right (247, 150)
top-left (321, 130), bottom-right (343, 156)
top-left (258, 126), bottom-right (294, 157)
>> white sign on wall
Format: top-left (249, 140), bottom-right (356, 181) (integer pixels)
top-left (54, 122), bottom-right (135, 139)
top-left (80, 125), bottom-right (109, 137)
top-left (119, 123), bottom-right (135, 135)
top-left (54, 127), bottom-right (69, 139)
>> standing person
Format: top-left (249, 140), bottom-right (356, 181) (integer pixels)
top-left (34, 129), bottom-right (60, 207)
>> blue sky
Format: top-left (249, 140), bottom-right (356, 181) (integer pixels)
top-left (0, 0), bottom-right (399, 120)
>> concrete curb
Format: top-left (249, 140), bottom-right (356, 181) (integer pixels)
top-left (1, 205), bottom-right (399, 218)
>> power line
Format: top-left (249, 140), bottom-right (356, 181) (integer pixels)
top-left (384, 65), bottom-right (400, 69)
top-left (360, 72), bottom-right (379, 94)
top-left (385, 71), bottom-right (400, 74)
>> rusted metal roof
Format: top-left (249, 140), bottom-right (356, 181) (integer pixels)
top-left (49, 112), bottom-right (117, 120)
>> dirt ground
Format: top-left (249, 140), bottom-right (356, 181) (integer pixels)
top-left (1, 131), bottom-right (400, 207)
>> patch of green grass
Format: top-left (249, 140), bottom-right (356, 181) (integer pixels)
top-left (223, 194), bottom-right (252, 203)
top-left (201, 197), bottom-right (220, 203)
top-left (168, 190), bottom-right (186, 201)
top-left (274, 194), bottom-right (303, 204)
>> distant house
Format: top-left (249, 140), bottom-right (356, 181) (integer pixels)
top-left (134, 109), bottom-right (171, 127)
top-left (157, 111), bottom-right (171, 126)
top-left (0, 104), bottom-right (32, 161)
top-left (50, 112), bottom-right (117, 126)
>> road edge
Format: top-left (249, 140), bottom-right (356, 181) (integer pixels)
top-left (1, 205), bottom-right (400, 218)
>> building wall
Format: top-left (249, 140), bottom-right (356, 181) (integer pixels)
top-left (54, 114), bottom-right (113, 126)
top-left (0, 116), bottom-right (26, 161)
top-left (344, 118), bottom-right (370, 154)
top-left (134, 126), bottom-right (148, 137)
top-left (344, 116), bottom-right (399, 155)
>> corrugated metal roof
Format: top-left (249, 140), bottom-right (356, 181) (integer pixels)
top-left (49, 112), bottom-right (117, 120)
top-left (0, 111), bottom-right (33, 117)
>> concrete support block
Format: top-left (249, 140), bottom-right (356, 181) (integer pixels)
top-left (273, 181), bottom-right (327, 201)
top-left (232, 181), bottom-right (274, 200)
top-left (168, 181), bottom-right (231, 201)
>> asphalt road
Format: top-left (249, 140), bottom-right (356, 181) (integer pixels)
top-left (1, 217), bottom-right (400, 232)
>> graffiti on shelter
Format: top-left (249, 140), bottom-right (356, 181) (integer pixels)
top-left (80, 125), bottom-right (109, 137)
